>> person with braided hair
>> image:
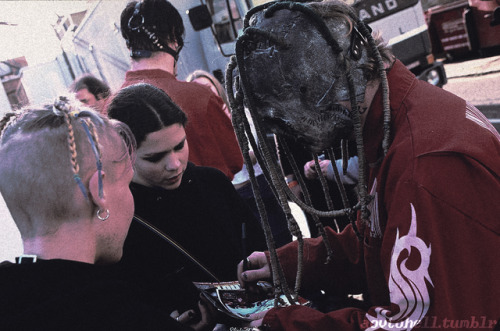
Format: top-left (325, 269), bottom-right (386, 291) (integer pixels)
top-left (0, 99), bottom-right (214, 330)
top-left (118, 0), bottom-right (243, 180)
top-left (228, 0), bottom-right (500, 329)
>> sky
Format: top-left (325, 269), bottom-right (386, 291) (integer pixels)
top-left (0, 1), bottom-right (89, 65)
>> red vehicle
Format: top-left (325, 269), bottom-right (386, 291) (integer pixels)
top-left (426, 0), bottom-right (500, 60)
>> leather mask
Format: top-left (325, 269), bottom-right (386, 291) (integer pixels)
top-left (240, 6), bottom-right (369, 153)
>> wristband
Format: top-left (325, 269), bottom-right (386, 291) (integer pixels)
top-left (287, 180), bottom-right (299, 188)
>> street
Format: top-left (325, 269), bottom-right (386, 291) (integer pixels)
top-left (442, 54), bottom-right (500, 131)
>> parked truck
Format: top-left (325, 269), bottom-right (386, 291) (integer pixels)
top-left (62, 0), bottom-right (447, 90)
top-left (425, 0), bottom-right (500, 60)
top-left (352, 0), bottom-right (447, 86)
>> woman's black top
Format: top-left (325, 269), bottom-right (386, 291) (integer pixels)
top-left (118, 162), bottom-right (266, 311)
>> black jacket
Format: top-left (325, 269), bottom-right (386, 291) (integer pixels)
top-left (117, 162), bottom-right (266, 311)
top-left (0, 259), bottom-right (192, 331)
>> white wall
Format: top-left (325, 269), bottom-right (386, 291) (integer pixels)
top-left (21, 60), bottom-right (69, 106)
top-left (0, 84), bottom-right (12, 118)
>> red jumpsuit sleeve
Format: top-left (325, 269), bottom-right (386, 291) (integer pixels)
top-left (262, 225), bottom-right (373, 330)
top-left (264, 305), bottom-right (371, 330)
top-left (205, 94), bottom-right (243, 179)
top-left (271, 225), bottom-right (365, 295)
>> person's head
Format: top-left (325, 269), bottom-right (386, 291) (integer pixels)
top-left (0, 98), bottom-right (136, 264)
top-left (107, 83), bottom-right (188, 190)
top-left (232, 0), bottom-right (393, 153)
top-left (120, 0), bottom-right (185, 62)
top-left (186, 70), bottom-right (230, 115)
top-left (186, 70), bottom-right (228, 103)
top-left (70, 74), bottom-right (111, 113)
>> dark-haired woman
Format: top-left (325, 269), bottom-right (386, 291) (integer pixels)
top-left (108, 83), bottom-right (265, 316)
top-left (119, 0), bottom-right (243, 180)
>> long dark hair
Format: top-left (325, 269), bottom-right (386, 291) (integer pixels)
top-left (107, 83), bottom-right (187, 147)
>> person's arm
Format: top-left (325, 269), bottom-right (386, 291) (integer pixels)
top-left (303, 156), bottom-right (358, 185)
top-left (325, 156), bottom-right (359, 185)
top-left (238, 225), bottom-right (365, 296)
top-left (237, 225), bottom-right (370, 330)
top-left (277, 138), bottom-right (313, 200)
top-left (172, 296), bottom-right (217, 331)
top-left (236, 220), bottom-right (384, 330)
top-left (303, 159), bottom-right (330, 180)
top-left (285, 174), bottom-right (302, 199)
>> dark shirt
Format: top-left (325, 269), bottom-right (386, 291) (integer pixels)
top-left (0, 259), bottom-right (191, 331)
top-left (118, 162), bottom-right (266, 311)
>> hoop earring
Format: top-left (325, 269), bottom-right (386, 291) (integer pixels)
top-left (97, 209), bottom-right (110, 221)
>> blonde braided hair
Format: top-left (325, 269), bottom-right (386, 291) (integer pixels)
top-left (53, 96), bottom-right (105, 200)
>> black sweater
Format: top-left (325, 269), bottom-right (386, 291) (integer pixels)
top-left (0, 259), bottom-right (191, 331)
top-left (117, 162), bottom-right (266, 311)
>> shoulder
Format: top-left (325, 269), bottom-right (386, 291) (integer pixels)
top-left (130, 182), bottom-right (158, 200)
top-left (403, 83), bottom-right (498, 159)
top-left (188, 163), bottom-right (231, 183)
top-left (169, 80), bottom-right (219, 112)
top-left (186, 163), bottom-right (235, 192)
top-left (172, 79), bottom-right (213, 99)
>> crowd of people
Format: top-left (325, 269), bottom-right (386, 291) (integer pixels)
top-left (0, 0), bottom-right (498, 330)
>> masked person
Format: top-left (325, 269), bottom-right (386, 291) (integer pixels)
top-left (0, 99), bottom-right (214, 330)
top-left (119, 0), bottom-right (242, 180)
top-left (229, 1), bottom-right (500, 329)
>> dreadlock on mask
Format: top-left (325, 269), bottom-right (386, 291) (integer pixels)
top-left (226, 0), bottom-right (391, 306)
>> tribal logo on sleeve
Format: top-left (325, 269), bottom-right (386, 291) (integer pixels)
top-left (365, 204), bottom-right (434, 330)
